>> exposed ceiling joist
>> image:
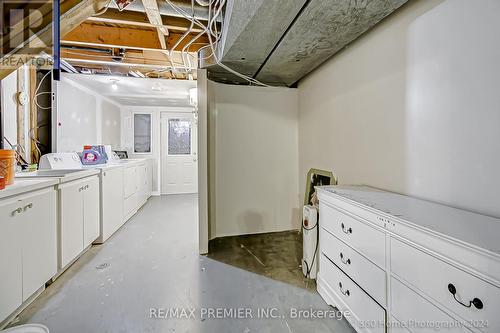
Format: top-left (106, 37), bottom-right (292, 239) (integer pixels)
top-left (60, 48), bottom-right (195, 70)
top-left (86, 8), bottom-right (205, 33)
top-left (62, 23), bottom-right (209, 52)
top-left (141, 0), bottom-right (169, 49)
top-left (0, 0), bottom-right (110, 79)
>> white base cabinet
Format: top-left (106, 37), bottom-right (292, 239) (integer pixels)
top-left (97, 160), bottom-right (152, 244)
top-left (123, 161), bottom-right (152, 220)
top-left (59, 176), bottom-right (99, 269)
top-left (0, 188), bottom-right (57, 323)
top-left (97, 167), bottom-right (124, 243)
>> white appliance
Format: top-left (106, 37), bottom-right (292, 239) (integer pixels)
top-left (302, 205), bottom-right (318, 279)
top-left (39, 152), bottom-right (83, 170)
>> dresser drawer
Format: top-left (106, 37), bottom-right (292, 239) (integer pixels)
top-left (321, 228), bottom-right (387, 306)
top-left (320, 202), bottom-right (386, 268)
top-left (391, 277), bottom-right (473, 333)
top-left (391, 238), bottom-right (498, 332)
top-left (320, 254), bottom-right (385, 333)
top-left (389, 317), bottom-right (412, 333)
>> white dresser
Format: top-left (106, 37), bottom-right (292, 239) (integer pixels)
top-left (316, 186), bottom-right (500, 333)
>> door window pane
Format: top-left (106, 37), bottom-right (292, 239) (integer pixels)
top-left (168, 119), bottom-right (191, 155)
top-left (134, 114), bottom-right (152, 153)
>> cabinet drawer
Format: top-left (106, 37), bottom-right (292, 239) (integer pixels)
top-left (320, 202), bottom-right (386, 268)
top-left (321, 229), bottom-right (386, 306)
top-left (320, 254), bottom-right (385, 333)
top-left (391, 238), bottom-right (499, 332)
top-left (391, 277), bottom-right (473, 333)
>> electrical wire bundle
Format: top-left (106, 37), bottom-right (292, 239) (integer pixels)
top-left (164, 0), bottom-right (270, 87)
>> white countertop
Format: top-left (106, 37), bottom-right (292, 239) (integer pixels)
top-left (82, 158), bottom-right (150, 170)
top-left (0, 178), bottom-right (59, 200)
top-left (15, 169), bottom-right (100, 184)
top-left (317, 185), bottom-right (500, 256)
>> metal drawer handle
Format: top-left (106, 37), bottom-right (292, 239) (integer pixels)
top-left (339, 282), bottom-right (350, 296)
top-left (340, 252), bottom-right (351, 265)
top-left (23, 203), bottom-right (33, 211)
top-left (341, 223), bottom-right (352, 234)
top-left (11, 207), bottom-right (23, 216)
top-left (448, 283), bottom-right (483, 310)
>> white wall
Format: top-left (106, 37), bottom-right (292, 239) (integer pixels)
top-left (100, 100), bottom-right (121, 150)
top-left (208, 81), bottom-right (300, 238)
top-left (1, 66), bottom-right (32, 158)
top-left (1, 70), bottom-right (19, 149)
top-left (121, 106), bottom-right (194, 194)
top-left (57, 74), bottom-right (122, 152)
top-left (298, 0), bottom-right (500, 218)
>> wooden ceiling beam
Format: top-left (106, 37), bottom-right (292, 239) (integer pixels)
top-left (62, 23), bottom-right (208, 52)
top-left (141, 0), bottom-right (169, 50)
top-left (0, 0), bottom-right (110, 79)
top-left (86, 8), bottom-right (205, 33)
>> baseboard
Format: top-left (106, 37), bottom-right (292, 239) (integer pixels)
top-left (214, 228), bottom-right (301, 239)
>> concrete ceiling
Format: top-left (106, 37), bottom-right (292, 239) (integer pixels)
top-left (206, 0), bottom-right (409, 86)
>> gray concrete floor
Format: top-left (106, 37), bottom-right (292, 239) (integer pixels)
top-left (10, 195), bottom-right (355, 333)
top-left (208, 231), bottom-right (316, 291)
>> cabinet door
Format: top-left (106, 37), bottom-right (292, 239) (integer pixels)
top-left (83, 176), bottom-right (100, 248)
top-left (59, 181), bottom-right (84, 268)
top-left (22, 189), bottom-right (57, 301)
top-left (101, 168), bottom-right (124, 242)
top-left (123, 166), bottom-right (137, 198)
top-left (0, 197), bottom-right (23, 322)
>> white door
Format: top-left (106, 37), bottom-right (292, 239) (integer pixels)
top-left (21, 189), bottom-right (57, 301)
top-left (161, 112), bottom-right (198, 194)
top-left (59, 180), bottom-right (84, 268)
top-left (100, 167), bottom-right (124, 243)
top-left (83, 177), bottom-right (100, 248)
top-left (0, 197), bottom-right (23, 322)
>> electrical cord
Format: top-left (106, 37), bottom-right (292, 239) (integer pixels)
top-left (164, 0), bottom-right (271, 87)
top-left (301, 210), bottom-right (319, 279)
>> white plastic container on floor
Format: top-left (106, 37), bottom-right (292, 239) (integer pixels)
top-left (2, 324), bottom-right (49, 333)
top-left (302, 205), bottom-right (318, 279)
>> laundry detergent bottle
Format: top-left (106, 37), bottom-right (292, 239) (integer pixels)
top-left (81, 145), bottom-right (107, 165)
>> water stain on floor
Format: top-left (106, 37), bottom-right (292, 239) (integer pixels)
top-left (208, 230), bottom-right (317, 291)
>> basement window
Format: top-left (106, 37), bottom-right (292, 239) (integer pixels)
top-left (133, 113), bottom-right (152, 153)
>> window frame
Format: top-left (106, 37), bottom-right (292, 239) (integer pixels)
top-left (132, 112), bottom-right (153, 154)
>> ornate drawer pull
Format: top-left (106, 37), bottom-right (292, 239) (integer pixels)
top-left (23, 203), bottom-right (33, 211)
top-left (339, 282), bottom-right (350, 296)
top-left (341, 223), bottom-right (352, 234)
top-left (448, 283), bottom-right (483, 310)
top-left (340, 252), bottom-right (351, 265)
top-left (11, 207), bottom-right (23, 216)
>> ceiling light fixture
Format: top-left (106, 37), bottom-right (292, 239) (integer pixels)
top-left (110, 79), bottom-right (119, 90)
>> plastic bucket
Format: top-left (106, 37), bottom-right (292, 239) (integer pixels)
top-left (0, 149), bottom-right (16, 185)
